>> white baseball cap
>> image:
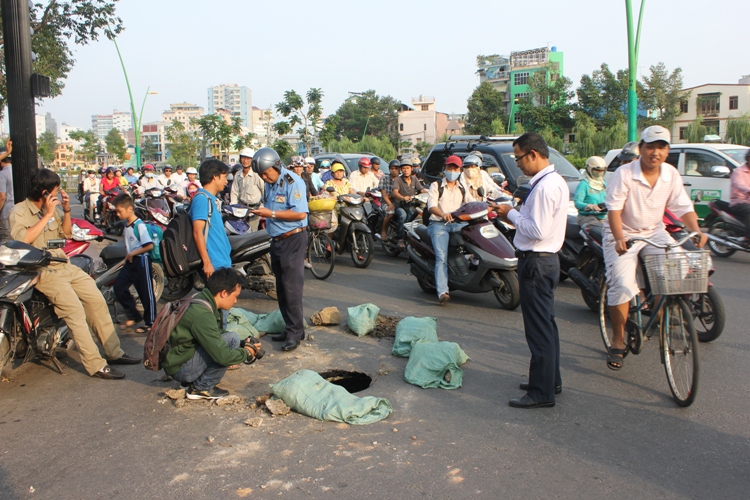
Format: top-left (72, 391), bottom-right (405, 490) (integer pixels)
top-left (640, 125), bottom-right (671, 145)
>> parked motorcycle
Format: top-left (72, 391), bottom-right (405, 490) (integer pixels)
top-left (367, 190), bottom-right (427, 257)
top-left (705, 200), bottom-right (750, 258)
top-left (223, 203), bottom-right (258, 236)
top-left (405, 201), bottom-right (520, 309)
top-left (328, 190), bottom-right (374, 268)
top-left (135, 187), bottom-right (173, 229)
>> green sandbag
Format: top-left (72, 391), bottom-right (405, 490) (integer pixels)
top-left (251, 310), bottom-right (309, 334)
top-left (404, 340), bottom-right (469, 390)
top-left (225, 307), bottom-right (260, 340)
top-left (271, 369), bottom-right (392, 425)
top-left (392, 316), bottom-right (438, 357)
top-left (347, 303), bottom-right (380, 336)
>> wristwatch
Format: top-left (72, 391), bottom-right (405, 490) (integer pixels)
top-left (271, 211), bottom-right (276, 219)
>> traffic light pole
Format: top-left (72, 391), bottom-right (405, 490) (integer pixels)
top-left (625, 0), bottom-right (645, 142)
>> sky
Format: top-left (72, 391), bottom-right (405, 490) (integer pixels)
top-left (30, 0), bottom-right (749, 131)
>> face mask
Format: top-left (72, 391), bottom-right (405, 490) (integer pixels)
top-left (590, 169), bottom-right (604, 180)
top-left (465, 167), bottom-right (479, 179)
top-left (444, 171), bottom-right (460, 182)
top-left (145, 173), bottom-right (154, 178)
top-left (89, 174), bottom-right (95, 179)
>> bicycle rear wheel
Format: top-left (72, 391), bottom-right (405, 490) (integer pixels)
top-left (662, 297), bottom-right (699, 407)
top-left (307, 231), bottom-right (335, 280)
top-left (599, 282), bottom-right (642, 355)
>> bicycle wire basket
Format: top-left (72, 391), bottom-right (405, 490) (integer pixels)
top-left (642, 250), bottom-right (710, 295)
top-left (308, 210), bottom-right (333, 230)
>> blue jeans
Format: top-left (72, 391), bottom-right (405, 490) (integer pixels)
top-left (171, 331), bottom-right (240, 390)
top-left (427, 221), bottom-right (467, 297)
top-left (395, 206), bottom-right (416, 240)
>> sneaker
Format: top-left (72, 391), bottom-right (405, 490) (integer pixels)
top-left (186, 385), bottom-right (230, 400)
top-left (304, 261), bottom-right (312, 269)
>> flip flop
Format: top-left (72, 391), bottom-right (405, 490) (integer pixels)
top-left (607, 348), bottom-right (626, 371)
top-left (135, 326), bottom-right (151, 334)
top-left (119, 320), bottom-right (136, 330)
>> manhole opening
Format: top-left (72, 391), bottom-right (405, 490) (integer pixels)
top-left (318, 370), bottom-right (372, 394)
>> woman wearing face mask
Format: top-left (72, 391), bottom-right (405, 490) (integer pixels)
top-left (460, 154), bottom-right (502, 202)
top-left (574, 156), bottom-right (608, 228)
top-left (138, 164), bottom-right (160, 194)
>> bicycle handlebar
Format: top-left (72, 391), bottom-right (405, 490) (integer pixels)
top-left (628, 231), bottom-right (700, 250)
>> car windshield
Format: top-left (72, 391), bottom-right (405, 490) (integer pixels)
top-left (344, 158), bottom-right (360, 171)
top-left (719, 148), bottom-right (749, 165)
top-left (498, 148), bottom-right (579, 183)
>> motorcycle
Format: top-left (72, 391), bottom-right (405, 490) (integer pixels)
top-left (135, 187), bottom-right (173, 229)
top-left (98, 187), bottom-right (125, 236)
top-left (704, 200), bottom-right (750, 258)
top-left (223, 203), bottom-right (258, 236)
top-left (405, 201), bottom-right (521, 309)
top-left (367, 190), bottom-right (427, 257)
top-left (558, 204), bottom-right (606, 283)
top-left (327, 189), bottom-right (374, 268)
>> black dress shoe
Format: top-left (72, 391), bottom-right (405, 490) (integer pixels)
top-left (108, 353), bottom-right (141, 365)
top-left (271, 333), bottom-right (287, 342)
top-left (519, 382), bottom-right (562, 395)
top-left (509, 394), bottom-right (555, 409)
top-left (92, 365), bottom-right (125, 380)
top-left (282, 338), bottom-right (300, 351)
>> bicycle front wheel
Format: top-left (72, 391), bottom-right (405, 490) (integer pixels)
top-left (307, 231), bottom-right (335, 280)
top-left (662, 297), bottom-right (700, 407)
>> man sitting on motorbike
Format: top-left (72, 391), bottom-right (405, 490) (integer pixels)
top-left (426, 155), bottom-right (468, 305)
top-left (377, 160), bottom-right (401, 242)
top-left (392, 159), bottom-right (427, 246)
top-left (574, 156), bottom-right (608, 228)
top-left (603, 126), bottom-right (707, 371)
top-left (349, 157), bottom-right (378, 196)
top-left (82, 169), bottom-right (100, 220)
top-left (9, 168), bottom-right (140, 379)
top-left (138, 164), bottom-right (160, 194)
top-left (728, 149), bottom-right (750, 247)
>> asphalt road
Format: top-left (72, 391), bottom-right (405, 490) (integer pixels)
top-left (1, 203), bottom-right (749, 499)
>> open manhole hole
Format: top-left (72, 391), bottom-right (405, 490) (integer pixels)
top-left (318, 370), bottom-right (372, 394)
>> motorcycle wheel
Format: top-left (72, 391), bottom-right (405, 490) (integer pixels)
top-left (161, 275), bottom-right (193, 302)
top-left (493, 270), bottom-right (520, 310)
top-left (416, 276), bottom-right (436, 294)
top-left (707, 220), bottom-right (737, 257)
top-left (580, 261), bottom-right (604, 313)
top-left (690, 285), bottom-right (725, 343)
top-left (150, 263), bottom-right (165, 302)
top-left (350, 230), bottom-right (374, 268)
top-left (380, 223), bottom-right (401, 257)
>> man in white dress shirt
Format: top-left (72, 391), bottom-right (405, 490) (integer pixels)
top-left (496, 133), bottom-right (568, 409)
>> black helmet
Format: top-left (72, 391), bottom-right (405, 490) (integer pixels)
top-left (388, 159), bottom-right (401, 169)
top-left (371, 157), bottom-right (381, 166)
top-left (617, 141), bottom-right (640, 162)
top-left (252, 147), bottom-right (281, 174)
top-left (231, 163), bottom-right (243, 174)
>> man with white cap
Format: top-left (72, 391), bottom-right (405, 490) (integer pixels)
top-left (603, 125), bottom-right (707, 371)
top-left (231, 148), bottom-right (264, 230)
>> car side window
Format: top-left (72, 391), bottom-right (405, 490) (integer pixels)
top-left (684, 151), bottom-right (729, 177)
top-left (665, 152), bottom-right (681, 171)
top-left (481, 153), bottom-right (501, 174)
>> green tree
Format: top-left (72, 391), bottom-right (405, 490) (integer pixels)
top-left (516, 66), bottom-right (576, 135)
top-left (683, 117), bottom-right (708, 143)
top-left (491, 118), bottom-right (506, 135)
top-left (0, 1), bottom-right (124, 118)
top-left (725, 115), bottom-right (750, 146)
top-left (164, 120), bottom-right (200, 168)
top-left (576, 63), bottom-right (631, 128)
top-left (37, 129), bottom-right (57, 164)
top-left (192, 114), bottom-right (241, 160)
top-left (104, 128), bottom-right (126, 163)
top-left (464, 82), bottom-right (507, 135)
top-left (414, 142), bottom-right (433, 158)
top-left (318, 116), bottom-right (339, 150)
top-left (233, 132), bottom-right (256, 152)
top-left (327, 135), bottom-right (397, 160)
top-left (271, 139), bottom-right (294, 163)
top-left (639, 62), bottom-right (688, 129)
top-left (275, 88), bottom-right (324, 156)
top-left (141, 136), bottom-right (158, 162)
top-left (331, 90), bottom-right (401, 146)
top-left (216, 117), bottom-right (243, 161)
top-left (68, 129), bottom-right (99, 163)
top-left (538, 127), bottom-right (565, 153)
top-left (571, 114), bottom-right (598, 158)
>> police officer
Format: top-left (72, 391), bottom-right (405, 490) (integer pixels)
top-left (250, 148), bottom-right (308, 351)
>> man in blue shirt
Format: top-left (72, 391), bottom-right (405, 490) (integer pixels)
top-left (124, 167), bottom-right (139, 185)
top-left (191, 159), bottom-right (232, 277)
top-left (250, 148), bottom-right (308, 352)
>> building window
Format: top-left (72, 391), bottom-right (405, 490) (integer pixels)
top-left (399, 123), bottom-right (404, 132)
top-left (703, 120), bottom-right (720, 135)
top-left (680, 101), bottom-right (688, 113)
top-left (424, 124), bottom-right (427, 131)
top-left (515, 92), bottom-right (530, 101)
top-left (421, 105), bottom-right (429, 111)
top-left (514, 114), bottom-right (522, 123)
top-left (514, 72), bottom-right (529, 86)
top-left (697, 93), bottom-right (720, 116)
top-left (679, 127), bottom-right (687, 140)
top-left (729, 96), bottom-right (739, 110)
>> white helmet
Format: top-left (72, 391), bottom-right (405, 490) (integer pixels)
top-left (239, 148), bottom-right (254, 159)
top-left (186, 167), bottom-right (198, 174)
top-left (304, 156), bottom-right (315, 165)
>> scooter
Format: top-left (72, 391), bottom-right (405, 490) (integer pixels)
top-left (135, 187), bottom-right (172, 229)
top-left (223, 203), bottom-right (258, 236)
top-left (367, 190), bottom-right (427, 257)
top-left (328, 190), bottom-right (374, 268)
top-left (704, 200), bottom-right (750, 258)
top-left (98, 187), bottom-right (125, 236)
top-left (405, 201), bottom-right (520, 309)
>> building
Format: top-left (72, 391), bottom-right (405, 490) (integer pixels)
top-left (252, 106), bottom-right (275, 146)
top-left (52, 143), bottom-right (75, 170)
top-left (398, 96), bottom-right (449, 148)
top-left (208, 84), bottom-right (251, 127)
top-left (477, 45), bottom-right (564, 123)
top-left (35, 112), bottom-right (57, 138)
top-left (59, 123), bottom-right (84, 150)
top-left (161, 102), bottom-right (204, 133)
top-left (672, 77), bottom-right (750, 143)
top-left (91, 114), bottom-right (113, 142)
top-left (141, 121), bottom-right (170, 162)
top-left (112, 110), bottom-right (132, 132)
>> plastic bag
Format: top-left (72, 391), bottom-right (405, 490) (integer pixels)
top-left (404, 340), bottom-right (469, 390)
top-left (225, 307), bottom-right (260, 340)
top-left (392, 316), bottom-right (438, 357)
top-left (347, 303), bottom-right (380, 336)
top-left (271, 369), bottom-right (392, 425)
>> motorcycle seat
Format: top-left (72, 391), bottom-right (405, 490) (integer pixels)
top-left (566, 215), bottom-right (581, 240)
top-left (713, 200), bottom-right (730, 211)
top-left (414, 224), bottom-right (464, 247)
top-left (229, 229), bottom-right (271, 251)
top-left (100, 240), bottom-right (127, 262)
top-left (588, 225), bottom-right (604, 244)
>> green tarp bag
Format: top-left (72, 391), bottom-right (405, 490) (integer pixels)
top-left (347, 303), bottom-right (380, 336)
top-left (404, 340), bottom-right (469, 390)
top-left (271, 369), bottom-right (392, 425)
top-left (392, 316), bottom-right (438, 357)
top-left (225, 308), bottom-right (260, 340)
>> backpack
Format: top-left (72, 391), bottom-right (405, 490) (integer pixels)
top-left (142, 294), bottom-right (212, 371)
top-left (160, 192), bottom-right (213, 277)
top-left (422, 181), bottom-right (466, 226)
top-left (133, 219), bottom-right (164, 263)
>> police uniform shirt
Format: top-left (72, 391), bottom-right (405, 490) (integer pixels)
top-left (9, 199), bottom-right (70, 262)
top-left (263, 168), bottom-right (309, 238)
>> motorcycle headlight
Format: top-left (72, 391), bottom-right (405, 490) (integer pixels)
top-left (6, 274), bottom-right (39, 300)
top-left (0, 246), bottom-right (30, 266)
top-left (71, 224), bottom-right (96, 241)
top-left (415, 193), bottom-right (428, 205)
top-left (480, 224), bottom-right (500, 239)
top-left (149, 189), bottom-right (163, 198)
top-left (232, 207), bottom-right (249, 218)
top-left (152, 211), bottom-right (170, 225)
top-left (341, 195), bottom-right (363, 205)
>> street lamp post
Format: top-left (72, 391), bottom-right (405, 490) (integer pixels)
top-left (112, 39), bottom-right (156, 169)
top-left (361, 114), bottom-right (374, 143)
top-left (625, 0), bottom-right (646, 142)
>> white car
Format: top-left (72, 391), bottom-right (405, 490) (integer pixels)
top-left (604, 143), bottom-right (749, 219)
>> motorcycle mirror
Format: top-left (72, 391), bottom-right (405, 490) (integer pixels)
top-left (326, 186), bottom-right (336, 193)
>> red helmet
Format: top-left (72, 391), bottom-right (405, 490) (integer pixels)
top-left (358, 157), bottom-right (372, 168)
top-left (142, 164), bottom-right (155, 171)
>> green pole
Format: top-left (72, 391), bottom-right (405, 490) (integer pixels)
top-left (361, 114), bottom-right (372, 143)
top-left (626, 0), bottom-right (646, 142)
top-left (113, 39), bottom-right (151, 169)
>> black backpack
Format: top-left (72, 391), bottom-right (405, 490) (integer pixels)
top-left (160, 193), bottom-right (213, 277)
top-left (421, 181), bottom-right (467, 226)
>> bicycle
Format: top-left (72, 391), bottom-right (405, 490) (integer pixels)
top-left (307, 210), bottom-right (335, 280)
top-left (599, 232), bottom-right (707, 407)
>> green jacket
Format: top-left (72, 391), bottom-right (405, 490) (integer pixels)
top-left (161, 288), bottom-right (248, 376)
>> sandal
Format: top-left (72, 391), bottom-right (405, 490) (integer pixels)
top-left (135, 326), bottom-right (151, 334)
top-left (607, 348), bottom-right (626, 371)
top-left (119, 320), bottom-right (136, 330)
top-left (227, 364), bottom-right (241, 370)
